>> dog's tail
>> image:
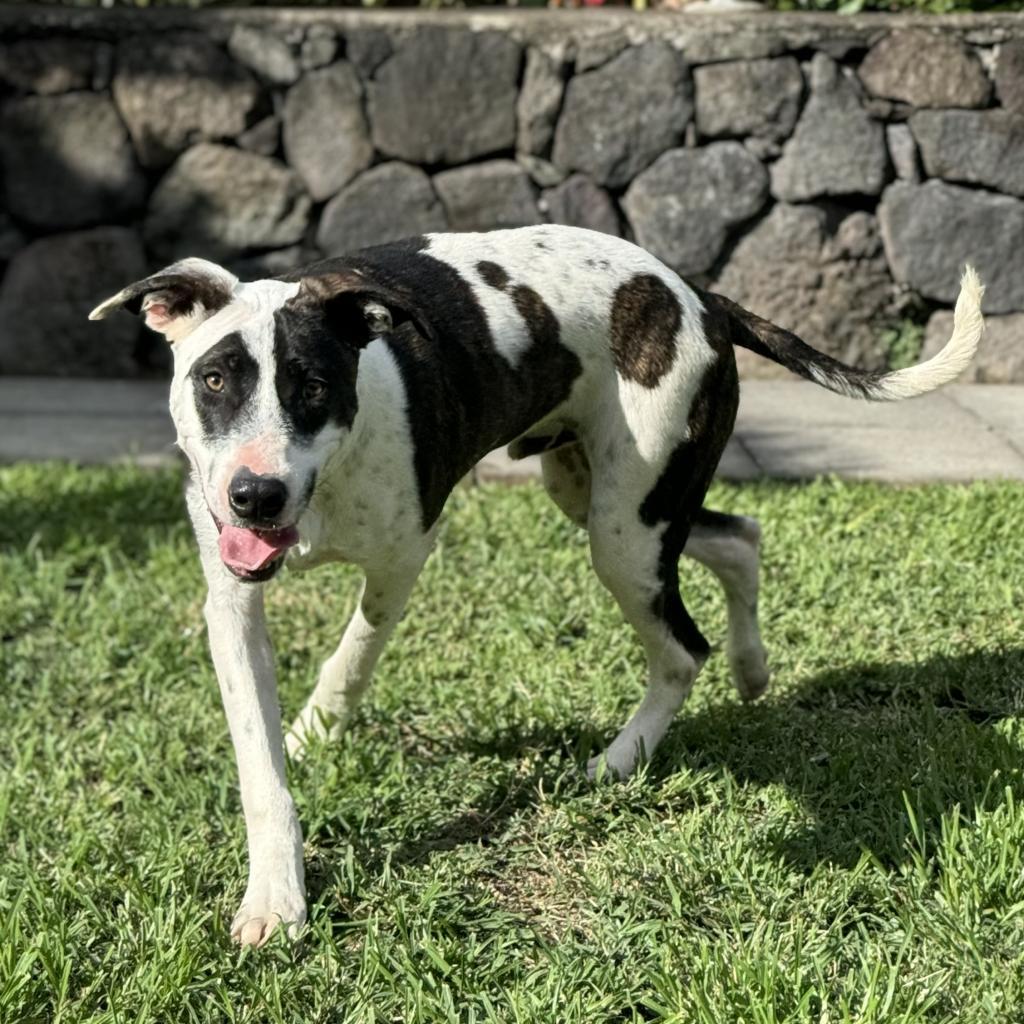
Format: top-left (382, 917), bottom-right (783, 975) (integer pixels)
top-left (705, 266), bottom-right (984, 401)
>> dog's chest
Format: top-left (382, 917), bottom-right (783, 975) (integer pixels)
top-left (289, 346), bottom-right (425, 571)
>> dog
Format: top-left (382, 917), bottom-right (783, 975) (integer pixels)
top-left (90, 225), bottom-right (984, 946)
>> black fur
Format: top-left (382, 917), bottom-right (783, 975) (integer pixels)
top-left (272, 304), bottom-right (361, 439)
top-left (609, 274), bottom-right (683, 388)
top-left (191, 332), bottom-right (259, 439)
top-left (703, 290), bottom-right (878, 399)
top-left (638, 307), bottom-right (739, 657)
top-left (121, 270), bottom-right (234, 320)
top-left (476, 261), bottom-right (510, 291)
top-left (288, 237), bottom-right (583, 529)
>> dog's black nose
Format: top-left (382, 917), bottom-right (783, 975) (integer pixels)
top-left (228, 470), bottom-right (288, 524)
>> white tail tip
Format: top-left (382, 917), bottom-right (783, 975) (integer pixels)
top-left (872, 264), bottom-right (985, 401)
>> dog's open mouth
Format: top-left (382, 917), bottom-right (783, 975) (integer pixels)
top-left (214, 519), bottom-right (299, 582)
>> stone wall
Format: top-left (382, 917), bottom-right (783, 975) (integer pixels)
top-left (0, 9), bottom-right (1021, 380)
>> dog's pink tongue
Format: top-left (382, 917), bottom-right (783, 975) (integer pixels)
top-left (218, 525), bottom-right (298, 573)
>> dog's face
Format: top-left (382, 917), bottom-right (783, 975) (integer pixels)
top-left (91, 258), bottom-right (406, 581)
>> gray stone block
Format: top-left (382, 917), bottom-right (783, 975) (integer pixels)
top-left (237, 115), bottom-right (280, 158)
top-left (923, 310), bottom-right (1024, 383)
top-left (0, 93), bottom-right (145, 231)
top-left (885, 123), bottom-right (920, 183)
top-left (910, 109), bottom-right (1024, 198)
top-left (369, 29), bottom-right (520, 166)
top-left (344, 28), bottom-right (392, 79)
top-left (714, 203), bottom-right (897, 370)
top-left (542, 174), bottom-right (620, 237)
top-left (228, 25), bottom-right (300, 86)
top-left (995, 39), bottom-right (1024, 115)
top-left (552, 43), bottom-right (692, 189)
top-left (858, 28), bottom-right (991, 109)
top-left (112, 33), bottom-right (262, 169)
top-left (145, 143), bottom-right (311, 262)
top-left (433, 161), bottom-right (542, 232)
top-left (317, 162), bottom-right (447, 255)
top-left (516, 48), bottom-right (566, 158)
top-left (0, 227), bottom-right (147, 377)
top-left (623, 143), bottom-right (768, 277)
top-left (300, 25), bottom-right (338, 72)
top-left (771, 53), bottom-right (888, 202)
top-left (283, 61), bottom-right (373, 202)
top-left (694, 57), bottom-right (804, 143)
top-left (879, 180), bottom-right (1024, 314)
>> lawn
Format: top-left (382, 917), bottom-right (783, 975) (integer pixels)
top-left (1, 463), bottom-right (1022, 1023)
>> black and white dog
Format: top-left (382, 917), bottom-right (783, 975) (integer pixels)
top-left (91, 226), bottom-right (983, 945)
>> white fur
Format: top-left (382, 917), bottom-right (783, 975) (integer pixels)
top-left (810, 266), bottom-right (985, 400)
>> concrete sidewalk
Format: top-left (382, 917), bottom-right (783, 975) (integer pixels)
top-left (1, 377), bottom-right (1023, 483)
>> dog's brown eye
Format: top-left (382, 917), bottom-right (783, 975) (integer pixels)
top-left (205, 372), bottom-right (224, 393)
top-left (304, 379), bottom-right (326, 401)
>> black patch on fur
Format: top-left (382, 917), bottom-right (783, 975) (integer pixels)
top-left (273, 304), bottom-right (361, 439)
top-left (609, 274), bottom-right (683, 388)
top-left (190, 332), bottom-right (259, 438)
top-left (638, 306), bottom-right (739, 657)
top-left (285, 237), bottom-right (582, 529)
top-left (477, 261), bottom-right (510, 291)
top-left (691, 507), bottom-right (748, 537)
top-left (508, 428), bottom-right (577, 460)
top-left (120, 270), bottom-right (233, 320)
top-left (702, 289), bottom-right (880, 399)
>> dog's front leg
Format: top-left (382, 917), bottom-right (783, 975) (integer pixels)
top-left (193, 512), bottom-right (305, 946)
top-left (286, 556), bottom-right (427, 759)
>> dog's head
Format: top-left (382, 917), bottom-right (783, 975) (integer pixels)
top-left (91, 257), bottom-right (421, 582)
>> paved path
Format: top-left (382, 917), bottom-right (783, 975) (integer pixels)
top-left (2, 378), bottom-right (1023, 483)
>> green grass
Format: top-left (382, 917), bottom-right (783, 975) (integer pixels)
top-left (2, 463), bottom-right (1023, 1023)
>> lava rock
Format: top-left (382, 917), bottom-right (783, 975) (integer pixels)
top-left (879, 179), bottom-right (1024, 314)
top-left (552, 42), bottom-right (693, 189)
top-left (369, 29), bottom-right (521, 166)
top-left (0, 227), bottom-right (147, 376)
top-left (771, 54), bottom-right (888, 202)
top-left (0, 92), bottom-right (145, 231)
top-left (694, 57), bottom-right (804, 143)
top-left (283, 61), bottom-right (374, 202)
top-left (145, 143), bottom-right (311, 262)
top-left (623, 143), bottom-right (768, 277)
top-left (433, 160), bottom-right (542, 232)
top-left (858, 29), bottom-right (991, 109)
top-left (317, 162), bottom-right (447, 255)
top-left (113, 34), bottom-right (262, 170)
top-left (714, 203), bottom-right (898, 372)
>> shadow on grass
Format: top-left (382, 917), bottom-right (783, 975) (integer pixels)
top-left (669, 646), bottom-right (1024, 870)
top-left (0, 464), bottom-right (188, 561)
top-left (310, 646), bottom-right (1024, 895)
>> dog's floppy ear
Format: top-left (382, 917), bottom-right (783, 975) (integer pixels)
top-left (293, 270), bottom-right (434, 348)
top-left (88, 258), bottom-right (239, 343)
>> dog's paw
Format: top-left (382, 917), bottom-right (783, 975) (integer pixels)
top-left (284, 727), bottom-right (309, 763)
top-left (729, 644), bottom-right (770, 703)
top-left (585, 751), bottom-right (635, 783)
top-left (285, 707), bottom-right (344, 763)
top-left (231, 882), bottom-right (306, 947)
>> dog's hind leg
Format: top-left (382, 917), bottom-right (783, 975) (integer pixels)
top-left (542, 444), bottom-right (768, 703)
top-left (585, 487), bottom-right (711, 781)
top-left (285, 554), bottom-right (427, 760)
top-left (683, 509), bottom-right (769, 702)
top-left (541, 440), bottom-right (591, 527)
